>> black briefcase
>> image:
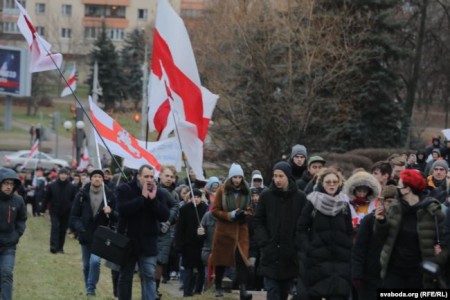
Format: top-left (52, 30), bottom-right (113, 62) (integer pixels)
top-left (91, 226), bottom-right (131, 266)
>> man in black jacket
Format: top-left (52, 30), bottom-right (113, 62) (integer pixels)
top-left (116, 164), bottom-right (170, 300)
top-left (70, 169), bottom-right (118, 297)
top-left (46, 167), bottom-right (77, 253)
top-left (254, 161), bottom-right (307, 300)
top-left (0, 168), bottom-right (27, 300)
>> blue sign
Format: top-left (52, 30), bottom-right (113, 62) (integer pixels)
top-left (0, 46), bottom-right (31, 97)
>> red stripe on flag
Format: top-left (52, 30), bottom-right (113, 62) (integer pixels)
top-left (151, 29), bottom-right (207, 141)
top-left (91, 112), bottom-right (161, 171)
top-left (154, 99), bottom-right (171, 139)
top-left (66, 74), bottom-right (76, 87)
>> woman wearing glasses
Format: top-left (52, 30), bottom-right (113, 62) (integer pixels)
top-left (297, 168), bottom-right (353, 300)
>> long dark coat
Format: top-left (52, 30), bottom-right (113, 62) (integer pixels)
top-left (297, 198), bottom-right (353, 299)
top-left (253, 180), bottom-right (306, 280)
top-left (175, 201), bottom-right (208, 268)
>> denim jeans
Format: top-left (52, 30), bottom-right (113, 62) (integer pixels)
top-left (118, 254), bottom-right (157, 300)
top-left (0, 248), bottom-right (16, 300)
top-left (264, 277), bottom-right (292, 300)
top-left (81, 245), bottom-right (101, 295)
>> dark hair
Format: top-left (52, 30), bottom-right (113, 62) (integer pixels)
top-left (371, 161), bottom-right (392, 176)
top-left (224, 177), bottom-right (249, 195)
top-left (138, 164), bottom-right (154, 175)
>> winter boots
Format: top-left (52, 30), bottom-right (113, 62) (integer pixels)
top-left (239, 284), bottom-right (252, 300)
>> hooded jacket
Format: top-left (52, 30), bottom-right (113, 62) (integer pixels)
top-left (46, 177), bottom-right (77, 215)
top-left (0, 168), bottom-right (27, 249)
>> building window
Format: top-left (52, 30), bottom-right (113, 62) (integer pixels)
top-left (2, 22), bottom-right (19, 33)
top-left (36, 3), bottom-right (45, 14)
top-left (36, 26), bottom-right (45, 36)
top-left (85, 4), bottom-right (125, 18)
top-left (62, 4), bottom-right (72, 16)
top-left (5, 0), bottom-right (25, 9)
top-left (138, 9), bottom-right (148, 20)
top-left (84, 27), bottom-right (97, 39)
top-left (107, 28), bottom-right (124, 41)
top-left (61, 28), bottom-right (72, 38)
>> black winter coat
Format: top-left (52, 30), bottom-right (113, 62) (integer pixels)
top-left (297, 200), bottom-right (353, 299)
top-left (352, 212), bottom-right (382, 287)
top-left (175, 201), bottom-right (208, 268)
top-left (46, 179), bottom-right (77, 216)
top-left (116, 179), bottom-right (170, 257)
top-left (70, 183), bottom-right (118, 247)
top-left (253, 180), bottom-right (306, 280)
top-left (0, 191), bottom-right (27, 249)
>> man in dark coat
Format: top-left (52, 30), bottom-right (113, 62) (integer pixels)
top-left (175, 188), bottom-right (208, 297)
top-left (0, 168), bottom-right (27, 300)
top-left (70, 169), bottom-right (118, 297)
top-left (253, 161), bottom-right (307, 300)
top-left (45, 167), bottom-right (77, 253)
top-left (116, 164), bottom-right (170, 300)
top-left (288, 144), bottom-right (308, 181)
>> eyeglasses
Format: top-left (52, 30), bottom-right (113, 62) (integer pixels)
top-left (1, 182), bottom-right (15, 187)
top-left (324, 180), bottom-right (339, 185)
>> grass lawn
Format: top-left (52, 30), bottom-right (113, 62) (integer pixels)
top-left (14, 211), bottom-right (235, 300)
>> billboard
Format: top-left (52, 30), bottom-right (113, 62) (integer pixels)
top-left (0, 46), bottom-right (31, 96)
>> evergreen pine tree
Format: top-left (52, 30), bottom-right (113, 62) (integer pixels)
top-left (88, 25), bottom-right (124, 111)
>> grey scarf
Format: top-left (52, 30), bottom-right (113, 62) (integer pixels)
top-left (307, 191), bottom-right (347, 216)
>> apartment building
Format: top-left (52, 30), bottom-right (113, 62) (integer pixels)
top-left (0, 0), bottom-right (181, 55)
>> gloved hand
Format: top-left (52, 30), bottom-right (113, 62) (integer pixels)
top-left (160, 221), bottom-right (170, 234)
top-left (235, 210), bottom-right (246, 223)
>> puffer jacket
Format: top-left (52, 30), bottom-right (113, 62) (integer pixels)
top-left (375, 197), bottom-right (447, 288)
top-left (0, 168), bottom-right (27, 249)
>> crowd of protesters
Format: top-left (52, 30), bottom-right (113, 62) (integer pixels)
top-left (2, 135), bottom-right (450, 299)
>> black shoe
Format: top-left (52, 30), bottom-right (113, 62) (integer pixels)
top-left (50, 248), bottom-right (57, 254)
top-left (239, 285), bottom-right (252, 300)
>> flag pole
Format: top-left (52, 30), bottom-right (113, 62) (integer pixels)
top-left (35, 43), bottom-right (128, 181)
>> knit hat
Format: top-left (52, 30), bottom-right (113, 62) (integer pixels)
top-left (399, 169), bottom-right (426, 194)
top-left (228, 163), bottom-right (244, 179)
top-left (103, 167), bottom-right (111, 174)
top-left (308, 156), bottom-right (326, 167)
top-left (58, 168), bottom-right (69, 175)
top-left (250, 187), bottom-right (263, 195)
top-left (273, 161), bottom-right (292, 179)
top-left (432, 148), bottom-right (441, 156)
top-left (206, 176), bottom-right (220, 191)
top-left (90, 169), bottom-right (105, 179)
top-left (289, 144), bottom-right (308, 160)
top-left (432, 159), bottom-right (449, 172)
top-left (382, 185), bottom-right (397, 199)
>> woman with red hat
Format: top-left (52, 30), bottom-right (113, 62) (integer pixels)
top-left (374, 169), bottom-right (447, 289)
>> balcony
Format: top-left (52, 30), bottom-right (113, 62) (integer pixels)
top-left (82, 0), bottom-right (130, 5)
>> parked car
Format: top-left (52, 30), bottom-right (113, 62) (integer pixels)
top-left (1, 150), bottom-right (69, 171)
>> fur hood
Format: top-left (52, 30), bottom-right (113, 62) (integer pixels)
top-left (343, 171), bottom-right (381, 202)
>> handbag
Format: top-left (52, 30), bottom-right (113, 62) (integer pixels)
top-left (91, 226), bottom-right (131, 266)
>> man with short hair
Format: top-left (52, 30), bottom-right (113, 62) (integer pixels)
top-left (390, 157), bottom-right (406, 184)
top-left (116, 165), bottom-right (170, 300)
top-left (0, 168), bottom-right (27, 300)
top-left (70, 169), bottom-right (117, 297)
top-left (371, 161), bottom-right (393, 190)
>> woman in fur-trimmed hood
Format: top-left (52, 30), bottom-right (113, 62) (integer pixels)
top-left (343, 171), bottom-right (381, 231)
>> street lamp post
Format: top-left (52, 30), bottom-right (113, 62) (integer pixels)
top-left (63, 119), bottom-right (85, 167)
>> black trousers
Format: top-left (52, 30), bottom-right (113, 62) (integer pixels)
top-left (215, 249), bottom-right (249, 288)
top-left (50, 213), bottom-right (69, 252)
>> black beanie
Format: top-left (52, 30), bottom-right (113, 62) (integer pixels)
top-left (58, 168), bottom-right (69, 175)
top-left (192, 188), bottom-right (202, 197)
top-left (90, 169), bottom-right (104, 179)
top-left (273, 161), bottom-right (292, 179)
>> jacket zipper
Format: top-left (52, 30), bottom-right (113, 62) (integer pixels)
top-left (8, 204), bottom-right (11, 224)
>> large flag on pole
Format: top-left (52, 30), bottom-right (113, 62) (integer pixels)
top-left (61, 64), bottom-right (76, 97)
top-left (89, 97), bottom-right (163, 173)
top-left (22, 139), bottom-right (39, 168)
top-left (77, 145), bottom-right (90, 171)
top-left (15, 0), bottom-right (63, 73)
top-left (147, 0), bottom-right (219, 180)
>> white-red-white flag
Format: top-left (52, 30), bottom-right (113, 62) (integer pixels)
top-left (147, 0), bottom-right (219, 180)
top-left (89, 97), bottom-right (163, 173)
top-left (61, 64), bottom-right (76, 97)
top-left (22, 139), bottom-right (39, 168)
top-left (77, 145), bottom-right (90, 171)
top-left (15, 0), bottom-right (63, 73)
